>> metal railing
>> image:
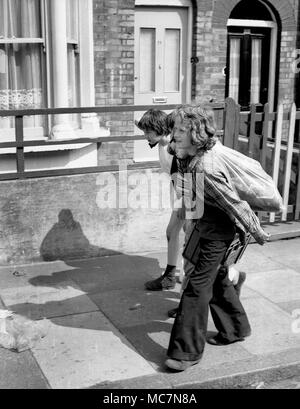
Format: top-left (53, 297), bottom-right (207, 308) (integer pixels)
top-left (0, 103), bottom-right (225, 181)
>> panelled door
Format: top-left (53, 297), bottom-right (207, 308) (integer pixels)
top-left (134, 6), bottom-right (189, 161)
top-left (226, 27), bottom-right (272, 110)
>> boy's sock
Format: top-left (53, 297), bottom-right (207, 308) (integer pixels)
top-left (144, 264), bottom-right (176, 291)
top-left (163, 264), bottom-right (176, 277)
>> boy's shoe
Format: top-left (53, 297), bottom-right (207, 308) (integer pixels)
top-left (167, 307), bottom-right (179, 318)
top-left (145, 275), bottom-right (176, 291)
top-left (165, 358), bottom-right (200, 372)
top-left (207, 331), bottom-right (251, 346)
top-left (234, 271), bottom-right (247, 298)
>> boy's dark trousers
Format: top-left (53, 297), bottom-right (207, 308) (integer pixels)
top-left (167, 238), bottom-right (251, 361)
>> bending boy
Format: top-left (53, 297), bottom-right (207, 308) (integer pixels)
top-left (135, 109), bottom-right (184, 290)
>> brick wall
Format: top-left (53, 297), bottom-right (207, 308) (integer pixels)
top-left (208, 0), bottom-right (299, 108)
top-left (193, 0), bottom-right (226, 103)
top-left (93, 0), bottom-right (135, 165)
top-left (92, 0), bottom-right (299, 160)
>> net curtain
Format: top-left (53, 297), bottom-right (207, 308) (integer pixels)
top-left (0, 0), bottom-right (43, 127)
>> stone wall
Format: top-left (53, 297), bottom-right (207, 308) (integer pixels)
top-left (0, 169), bottom-right (176, 266)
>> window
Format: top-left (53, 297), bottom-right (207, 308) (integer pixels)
top-left (0, 0), bottom-right (45, 131)
top-left (139, 28), bottom-right (156, 93)
top-left (0, 0), bottom-right (94, 139)
top-left (164, 29), bottom-right (180, 92)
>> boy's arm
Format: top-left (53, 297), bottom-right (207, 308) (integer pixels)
top-left (194, 166), bottom-right (268, 245)
top-left (158, 137), bottom-right (173, 174)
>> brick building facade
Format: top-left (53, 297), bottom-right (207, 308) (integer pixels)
top-left (92, 0), bottom-right (299, 163)
top-left (1, 0), bottom-right (299, 169)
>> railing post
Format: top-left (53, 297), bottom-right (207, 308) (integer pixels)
top-left (248, 104), bottom-right (256, 158)
top-left (282, 103), bottom-right (296, 221)
top-left (261, 103), bottom-right (271, 170)
top-left (233, 103), bottom-right (241, 151)
top-left (295, 148), bottom-right (300, 220)
top-left (269, 103), bottom-right (283, 223)
top-left (223, 98), bottom-right (236, 148)
top-left (15, 116), bottom-right (25, 179)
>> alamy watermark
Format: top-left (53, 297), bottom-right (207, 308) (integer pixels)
top-left (291, 49), bottom-right (300, 74)
top-left (95, 161), bottom-right (204, 219)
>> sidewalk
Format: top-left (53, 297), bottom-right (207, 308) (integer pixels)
top-left (1, 237), bottom-right (300, 389)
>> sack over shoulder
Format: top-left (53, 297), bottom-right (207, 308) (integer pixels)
top-left (213, 141), bottom-right (283, 212)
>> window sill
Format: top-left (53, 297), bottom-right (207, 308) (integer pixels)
top-left (0, 127), bottom-right (110, 154)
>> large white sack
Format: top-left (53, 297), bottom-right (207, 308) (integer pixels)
top-left (214, 141), bottom-right (283, 212)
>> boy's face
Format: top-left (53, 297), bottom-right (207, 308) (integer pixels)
top-left (144, 130), bottom-right (162, 148)
top-left (172, 116), bottom-right (193, 158)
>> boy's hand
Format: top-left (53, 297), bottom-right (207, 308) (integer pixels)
top-left (253, 228), bottom-right (270, 246)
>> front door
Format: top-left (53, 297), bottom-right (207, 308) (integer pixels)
top-left (134, 6), bottom-right (189, 161)
top-left (226, 27), bottom-right (272, 110)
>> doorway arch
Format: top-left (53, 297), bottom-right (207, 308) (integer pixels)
top-left (212, 0), bottom-right (295, 31)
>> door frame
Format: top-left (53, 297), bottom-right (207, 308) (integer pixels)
top-left (135, 0), bottom-right (193, 104)
top-left (227, 18), bottom-right (278, 110)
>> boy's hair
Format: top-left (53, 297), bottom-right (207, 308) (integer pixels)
top-left (168, 104), bottom-right (217, 153)
top-left (194, 104), bottom-right (217, 132)
top-left (135, 109), bottom-right (169, 136)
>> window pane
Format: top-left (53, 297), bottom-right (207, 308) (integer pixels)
top-left (0, 0), bottom-right (41, 38)
top-left (250, 38), bottom-right (262, 104)
top-left (0, 43), bottom-right (44, 128)
top-left (229, 38), bottom-right (240, 102)
top-left (164, 29), bottom-right (180, 92)
top-left (66, 0), bottom-right (79, 43)
top-left (139, 28), bottom-right (155, 92)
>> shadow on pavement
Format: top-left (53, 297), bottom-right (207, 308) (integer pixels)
top-left (6, 209), bottom-right (181, 371)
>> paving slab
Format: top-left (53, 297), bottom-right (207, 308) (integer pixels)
top-left (133, 251), bottom-right (184, 280)
top-left (0, 280), bottom-right (99, 320)
top-left (277, 300), bottom-right (300, 314)
top-left (240, 297), bottom-right (300, 355)
top-left (31, 311), bottom-right (156, 389)
top-left (62, 255), bottom-right (157, 294)
top-left (258, 238), bottom-right (300, 260)
top-left (120, 317), bottom-right (253, 371)
top-left (89, 347), bottom-right (300, 389)
top-left (0, 261), bottom-right (75, 290)
top-left (266, 255), bottom-right (300, 273)
top-left (263, 221), bottom-right (300, 241)
top-left (90, 287), bottom-right (181, 329)
top-left (245, 268), bottom-right (300, 303)
top-left (236, 244), bottom-right (283, 273)
top-left (239, 286), bottom-right (261, 300)
top-left (0, 348), bottom-right (49, 389)
top-left (1, 238), bottom-right (300, 389)
top-left (169, 351), bottom-right (300, 389)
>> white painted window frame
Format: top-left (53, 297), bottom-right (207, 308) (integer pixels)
top-left (135, 0), bottom-right (193, 103)
top-left (0, 0), bottom-right (95, 143)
